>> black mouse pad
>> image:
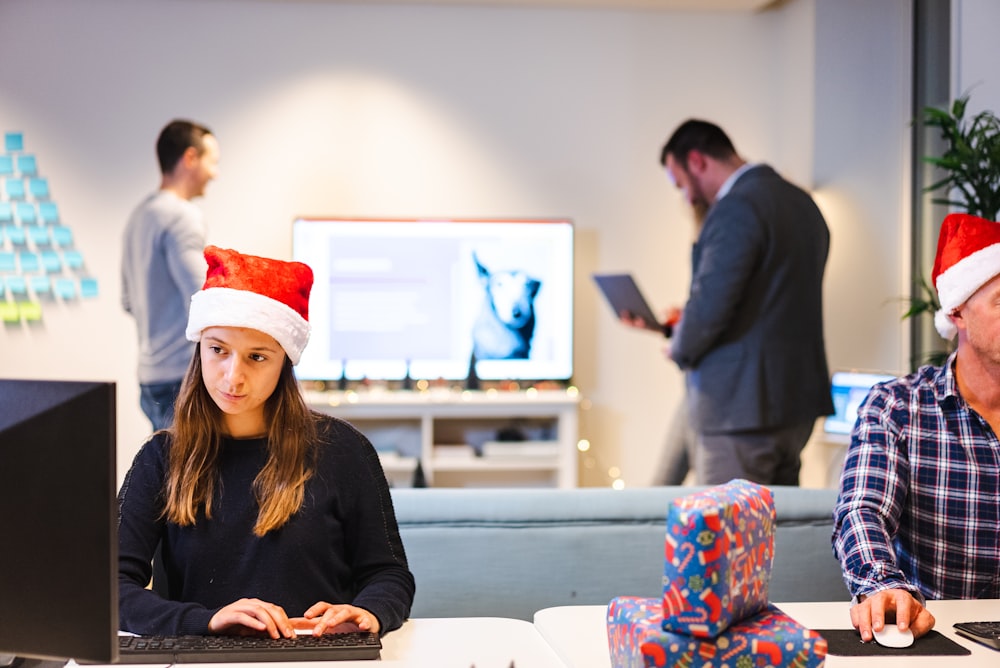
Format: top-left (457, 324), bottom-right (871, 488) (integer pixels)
top-left (815, 629), bottom-right (971, 656)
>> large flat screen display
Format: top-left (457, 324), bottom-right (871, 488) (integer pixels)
top-left (292, 217), bottom-right (574, 383)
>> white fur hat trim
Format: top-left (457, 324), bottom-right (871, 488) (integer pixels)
top-left (185, 287), bottom-right (311, 365)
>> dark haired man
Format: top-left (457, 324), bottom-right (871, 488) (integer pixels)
top-left (122, 119), bottom-right (220, 431)
top-left (657, 119), bottom-right (833, 486)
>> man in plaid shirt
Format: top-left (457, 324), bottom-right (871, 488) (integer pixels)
top-left (833, 213), bottom-right (1000, 643)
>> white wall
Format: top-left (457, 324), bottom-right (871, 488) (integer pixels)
top-left (954, 0), bottom-right (1000, 115)
top-left (0, 0), bottom-right (911, 488)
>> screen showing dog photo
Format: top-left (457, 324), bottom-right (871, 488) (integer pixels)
top-left (292, 218), bottom-right (574, 382)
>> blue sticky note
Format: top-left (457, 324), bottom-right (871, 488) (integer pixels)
top-left (79, 277), bottom-right (98, 298)
top-left (6, 276), bottom-right (27, 295)
top-left (30, 275), bottom-right (50, 294)
top-left (40, 250), bottom-right (61, 272)
top-left (55, 278), bottom-right (76, 299)
top-left (51, 226), bottom-right (73, 246)
top-left (0, 252), bottom-right (15, 272)
top-left (38, 202), bottom-right (58, 224)
top-left (28, 177), bottom-right (48, 199)
top-left (16, 202), bottom-right (36, 224)
top-left (62, 249), bottom-right (83, 269)
top-left (5, 132), bottom-right (23, 152)
top-left (19, 251), bottom-right (39, 272)
top-left (4, 225), bottom-right (25, 246)
top-left (0, 202), bottom-right (12, 222)
top-left (30, 227), bottom-right (50, 247)
top-left (6, 178), bottom-right (25, 199)
top-left (0, 156), bottom-right (12, 175)
top-left (18, 155), bottom-right (37, 176)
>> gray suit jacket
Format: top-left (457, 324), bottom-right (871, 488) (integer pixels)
top-left (670, 164), bottom-right (834, 433)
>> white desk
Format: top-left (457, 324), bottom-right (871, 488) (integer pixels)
top-left (376, 616), bottom-right (564, 666)
top-left (533, 600), bottom-right (1000, 668)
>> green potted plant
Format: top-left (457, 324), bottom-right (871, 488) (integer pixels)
top-left (907, 93), bottom-right (1000, 366)
top-left (923, 93), bottom-right (1000, 220)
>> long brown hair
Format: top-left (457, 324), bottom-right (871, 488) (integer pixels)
top-left (163, 344), bottom-right (318, 536)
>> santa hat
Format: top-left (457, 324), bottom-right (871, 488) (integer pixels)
top-left (185, 246), bottom-right (313, 364)
top-left (932, 213), bottom-right (1000, 340)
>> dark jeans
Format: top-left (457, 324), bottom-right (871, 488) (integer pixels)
top-left (139, 380), bottom-right (183, 431)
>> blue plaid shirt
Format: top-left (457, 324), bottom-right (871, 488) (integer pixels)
top-left (832, 353), bottom-right (1000, 600)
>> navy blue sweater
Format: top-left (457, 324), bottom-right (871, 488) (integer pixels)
top-left (117, 414), bottom-right (414, 636)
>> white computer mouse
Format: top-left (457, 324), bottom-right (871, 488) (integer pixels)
top-left (873, 624), bottom-right (914, 648)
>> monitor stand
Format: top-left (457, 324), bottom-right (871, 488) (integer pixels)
top-left (2, 657), bottom-right (70, 668)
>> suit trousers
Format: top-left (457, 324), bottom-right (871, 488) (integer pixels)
top-left (694, 419), bottom-right (816, 486)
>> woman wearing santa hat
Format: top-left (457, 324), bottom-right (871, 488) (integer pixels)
top-left (832, 212), bottom-right (1000, 644)
top-left (117, 246), bottom-right (414, 639)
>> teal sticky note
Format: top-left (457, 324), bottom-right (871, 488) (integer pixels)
top-left (62, 249), bottom-right (83, 268)
top-left (6, 276), bottom-right (27, 295)
top-left (18, 251), bottom-right (39, 272)
top-left (4, 225), bottom-right (25, 246)
top-left (0, 252), bottom-right (15, 272)
top-left (5, 132), bottom-right (23, 152)
top-left (0, 202), bottom-right (11, 222)
top-left (38, 202), bottom-right (58, 223)
top-left (54, 278), bottom-right (76, 299)
top-left (16, 202), bottom-right (36, 224)
top-left (6, 178), bottom-right (24, 199)
top-left (40, 250), bottom-right (61, 272)
top-left (28, 177), bottom-right (48, 199)
top-left (51, 226), bottom-right (72, 246)
top-left (29, 227), bottom-right (50, 246)
top-left (0, 156), bottom-right (12, 175)
top-left (79, 277), bottom-right (98, 298)
top-left (30, 275), bottom-right (50, 294)
top-left (18, 155), bottom-right (37, 176)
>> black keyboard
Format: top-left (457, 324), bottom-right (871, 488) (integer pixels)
top-left (118, 631), bottom-right (381, 663)
top-left (953, 621), bottom-right (1000, 651)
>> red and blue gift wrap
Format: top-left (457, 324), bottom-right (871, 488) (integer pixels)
top-left (607, 596), bottom-right (827, 668)
top-left (662, 479), bottom-right (776, 637)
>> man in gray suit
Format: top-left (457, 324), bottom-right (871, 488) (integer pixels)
top-left (659, 119), bottom-right (833, 485)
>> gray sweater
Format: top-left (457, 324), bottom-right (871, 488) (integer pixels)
top-left (121, 190), bottom-right (207, 384)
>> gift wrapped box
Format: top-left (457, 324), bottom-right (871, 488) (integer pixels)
top-left (607, 596), bottom-right (827, 668)
top-left (662, 479), bottom-right (776, 637)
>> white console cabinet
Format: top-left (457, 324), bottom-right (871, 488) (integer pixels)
top-left (304, 388), bottom-right (580, 488)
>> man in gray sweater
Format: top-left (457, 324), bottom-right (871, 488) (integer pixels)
top-left (121, 119), bottom-right (220, 431)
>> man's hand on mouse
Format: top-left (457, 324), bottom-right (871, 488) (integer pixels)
top-left (850, 589), bottom-right (935, 642)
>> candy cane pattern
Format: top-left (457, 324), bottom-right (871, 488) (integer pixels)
top-left (662, 480), bottom-right (775, 637)
top-left (608, 598), bottom-right (826, 668)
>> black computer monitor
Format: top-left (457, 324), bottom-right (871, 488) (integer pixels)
top-left (0, 379), bottom-right (118, 667)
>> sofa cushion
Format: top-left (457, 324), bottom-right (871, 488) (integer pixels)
top-left (390, 486), bottom-right (842, 620)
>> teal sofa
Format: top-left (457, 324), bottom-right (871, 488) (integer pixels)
top-left (390, 486), bottom-right (844, 621)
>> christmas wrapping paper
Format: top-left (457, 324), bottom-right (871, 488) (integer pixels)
top-left (607, 596), bottom-right (827, 668)
top-left (662, 479), bottom-right (776, 637)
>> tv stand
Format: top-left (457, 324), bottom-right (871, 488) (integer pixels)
top-left (303, 387), bottom-right (580, 488)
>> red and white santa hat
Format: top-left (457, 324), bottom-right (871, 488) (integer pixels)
top-left (932, 213), bottom-right (1000, 340)
top-left (185, 246), bottom-right (314, 364)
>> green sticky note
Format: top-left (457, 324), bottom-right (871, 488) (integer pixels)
top-left (0, 301), bottom-right (19, 322)
top-left (18, 301), bottom-right (42, 321)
